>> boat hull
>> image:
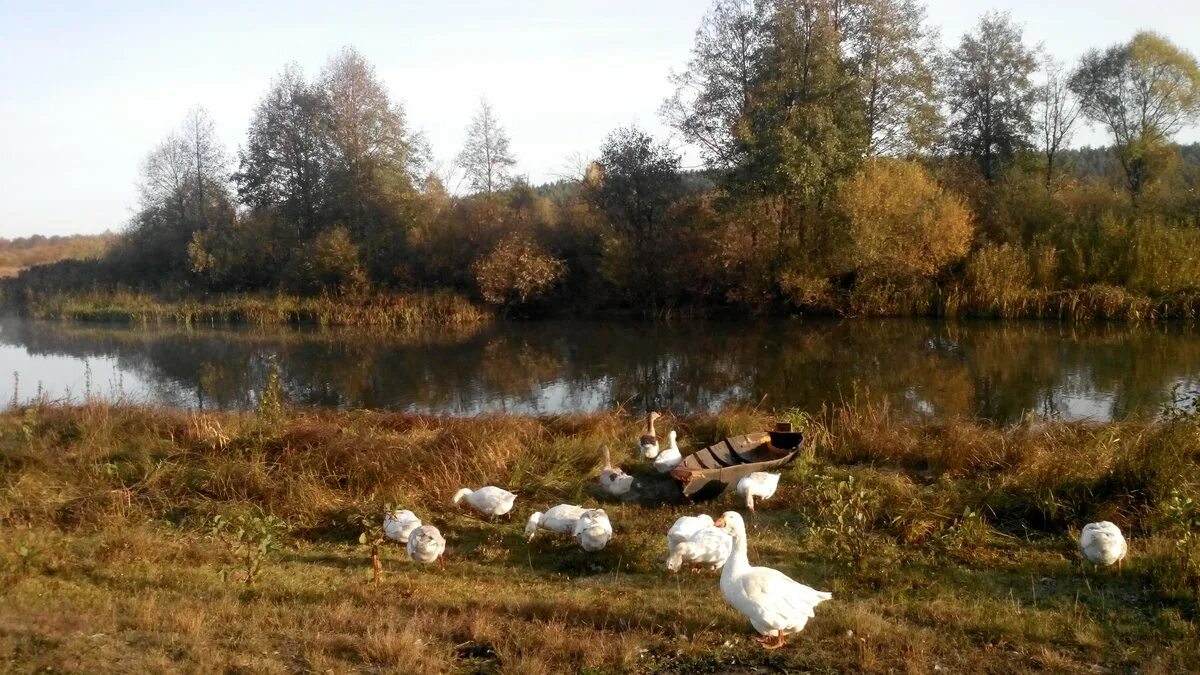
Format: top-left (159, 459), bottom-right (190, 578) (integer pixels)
top-left (669, 432), bottom-right (801, 501)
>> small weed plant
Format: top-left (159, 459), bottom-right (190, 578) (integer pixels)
top-left (1159, 489), bottom-right (1200, 604)
top-left (209, 512), bottom-right (290, 586)
top-left (807, 474), bottom-right (878, 569)
top-left (351, 505), bottom-right (391, 584)
top-left (255, 358), bottom-right (285, 425)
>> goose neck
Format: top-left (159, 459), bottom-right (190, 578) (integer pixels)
top-left (723, 525), bottom-right (749, 579)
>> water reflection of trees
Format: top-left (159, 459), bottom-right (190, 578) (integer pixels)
top-left (3, 317), bottom-right (1200, 423)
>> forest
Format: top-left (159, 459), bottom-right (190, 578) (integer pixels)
top-left (6, 0), bottom-right (1200, 320)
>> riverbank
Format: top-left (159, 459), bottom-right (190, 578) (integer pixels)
top-left (2, 402), bottom-right (1198, 672)
top-left (9, 290), bottom-right (490, 327)
top-left (8, 283), bottom-right (1200, 326)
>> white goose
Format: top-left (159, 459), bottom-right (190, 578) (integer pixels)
top-left (639, 411), bottom-right (662, 459)
top-left (653, 430), bottom-right (683, 474)
top-left (715, 511), bottom-right (831, 649)
top-left (667, 525), bottom-right (733, 573)
top-left (406, 525), bottom-right (446, 565)
top-left (598, 446), bottom-right (635, 498)
top-left (735, 472), bottom-right (780, 512)
top-left (382, 509), bottom-right (421, 544)
top-left (573, 508), bottom-right (614, 552)
top-left (525, 504), bottom-right (613, 551)
top-left (1079, 521), bottom-right (1128, 572)
top-left (667, 514), bottom-right (715, 550)
top-left (451, 486), bottom-right (517, 518)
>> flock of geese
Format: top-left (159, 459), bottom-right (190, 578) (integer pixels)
top-left (377, 412), bottom-right (1131, 650)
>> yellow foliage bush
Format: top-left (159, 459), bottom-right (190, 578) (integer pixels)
top-left (473, 234), bottom-right (565, 307)
top-left (1125, 219), bottom-right (1200, 294)
top-left (967, 244), bottom-right (1032, 315)
top-left (838, 159), bottom-right (974, 282)
top-left (296, 226), bottom-right (367, 295)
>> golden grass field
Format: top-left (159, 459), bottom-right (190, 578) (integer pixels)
top-left (1, 398), bottom-right (1198, 673)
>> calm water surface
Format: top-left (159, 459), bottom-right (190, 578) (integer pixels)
top-left (2, 316), bottom-right (1199, 423)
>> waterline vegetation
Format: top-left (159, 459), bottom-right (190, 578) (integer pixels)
top-left (2, 396), bottom-right (1197, 671)
top-left (17, 289), bottom-right (488, 327)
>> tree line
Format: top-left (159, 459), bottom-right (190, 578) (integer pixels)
top-left (9, 1), bottom-right (1200, 317)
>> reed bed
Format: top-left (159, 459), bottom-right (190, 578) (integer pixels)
top-left (2, 400), bottom-right (1198, 673)
top-left (18, 289), bottom-right (491, 327)
top-left (14, 282), bottom-right (1200, 326)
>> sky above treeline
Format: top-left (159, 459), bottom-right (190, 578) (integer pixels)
top-left (2, 0), bottom-right (1199, 238)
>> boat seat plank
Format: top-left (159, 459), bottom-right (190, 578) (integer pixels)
top-left (690, 449), bottom-right (725, 469)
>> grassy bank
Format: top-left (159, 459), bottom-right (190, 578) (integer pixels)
top-left (13, 290), bottom-right (491, 327)
top-left (12, 283), bottom-right (1200, 325)
top-left (812, 280), bottom-right (1200, 322)
top-left (2, 401), bottom-right (1198, 673)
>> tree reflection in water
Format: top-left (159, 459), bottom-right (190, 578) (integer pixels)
top-left (2, 317), bottom-right (1199, 424)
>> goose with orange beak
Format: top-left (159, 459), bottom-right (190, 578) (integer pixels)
top-left (714, 511), bottom-right (832, 650)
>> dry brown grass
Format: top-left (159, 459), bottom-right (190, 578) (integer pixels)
top-left (16, 289), bottom-right (491, 327)
top-left (1, 401), bottom-right (1198, 673)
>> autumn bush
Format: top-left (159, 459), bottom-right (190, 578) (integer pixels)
top-left (289, 226), bottom-right (368, 295)
top-left (838, 159), bottom-right (974, 284)
top-left (472, 233), bottom-right (565, 309)
top-left (966, 243), bottom-right (1032, 316)
top-left (1124, 219), bottom-right (1200, 294)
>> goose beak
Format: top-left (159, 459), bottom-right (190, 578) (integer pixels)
top-left (714, 516), bottom-right (726, 528)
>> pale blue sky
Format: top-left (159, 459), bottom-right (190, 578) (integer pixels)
top-left (1, 0), bottom-right (1198, 237)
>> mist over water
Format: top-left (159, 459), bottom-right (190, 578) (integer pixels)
top-left (2, 316), bottom-right (1199, 424)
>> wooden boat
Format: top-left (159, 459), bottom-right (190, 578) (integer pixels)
top-left (669, 427), bottom-right (802, 501)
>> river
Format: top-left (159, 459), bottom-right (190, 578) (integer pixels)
top-left (2, 316), bottom-right (1198, 423)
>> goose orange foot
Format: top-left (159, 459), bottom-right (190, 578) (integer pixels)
top-left (756, 633), bottom-right (786, 650)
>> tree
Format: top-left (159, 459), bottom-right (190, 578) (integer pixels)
top-left (842, 0), bottom-right (942, 156)
top-left (291, 225), bottom-right (366, 294)
top-left (944, 12), bottom-right (1038, 181)
top-left (662, 0), bottom-right (761, 169)
top-left (139, 131), bottom-right (191, 224)
top-left (457, 98), bottom-right (517, 194)
top-left (320, 47), bottom-right (425, 232)
top-left (188, 211), bottom-right (286, 291)
top-left (179, 106), bottom-right (229, 227)
top-left (1035, 57), bottom-right (1081, 189)
top-left (140, 106), bottom-right (230, 227)
top-left (734, 0), bottom-right (867, 270)
top-left (1070, 32), bottom-right (1200, 199)
top-left (589, 126), bottom-right (681, 302)
top-left (838, 159), bottom-right (973, 282)
top-left (234, 63), bottom-right (333, 239)
top-left (320, 47), bottom-right (427, 281)
top-left (125, 106), bottom-right (233, 282)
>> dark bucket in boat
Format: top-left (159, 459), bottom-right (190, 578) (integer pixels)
top-left (768, 422), bottom-right (804, 450)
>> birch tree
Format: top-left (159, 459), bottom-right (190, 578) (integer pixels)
top-left (457, 98), bottom-right (517, 194)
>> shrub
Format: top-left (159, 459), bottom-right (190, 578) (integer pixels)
top-left (1125, 219), bottom-right (1200, 294)
top-left (290, 226), bottom-right (368, 295)
top-left (778, 272), bottom-right (834, 311)
top-left (966, 243), bottom-right (1032, 316)
top-left (473, 234), bottom-right (565, 309)
top-left (838, 159), bottom-right (974, 283)
top-left (209, 511), bottom-right (290, 585)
